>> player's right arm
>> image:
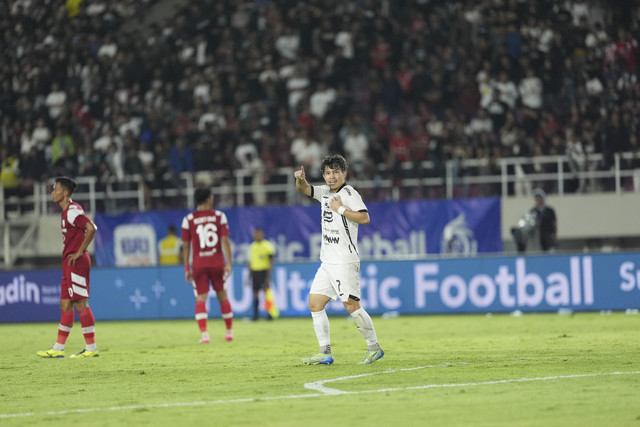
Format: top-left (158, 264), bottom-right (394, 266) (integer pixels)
top-left (181, 215), bottom-right (193, 283)
top-left (294, 165), bottom-right (312, 197)
top-left (67, 218), bottom-right (98, 265)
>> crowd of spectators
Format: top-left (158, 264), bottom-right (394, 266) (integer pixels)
top-left (1, 0), bottom-right (639, 210)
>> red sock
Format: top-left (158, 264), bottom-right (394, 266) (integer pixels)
top-left (56, 310), bottom-right (74, 346)
top-left (77, 307), bottom-right (96, 346)
top-left (195, 300), bottom-right (208, 332)
top-left (220, 299), bottom-right (233, 330)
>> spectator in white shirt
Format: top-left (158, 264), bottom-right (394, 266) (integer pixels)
top-left (275, 25), bottom-right (300, 60)
top-left (105, 142), bottom-right (125, 181)
top-left (309, 81), bottom-right (336, 120)
top-left (286, 65), bottom-right (310, 117)
top-left (565, 128), bottom-right (587, 192)
top-left (117, 113), bottom-right (143, 138)
top-left (290, 129), bottom-right (324, 179)
top-left (45, 83), bottom-right (67, 121)
top-left (426, 115), bottom-right (444, 139)
top-left (20, 123), bottom-right (37, 155)
top-left (569, 1), bottom-right (590, 26)
top-left (235, 138), bottom-right (260, 169)
top-left (342, 125), bottom-right (369, 175)
top-left (537, 22), bottom-right (554, 53)
top-left (519, 68), bottom-right (543, 110)
top-left (198, 104), bottom-right (226, 131)
top-left (193, 75), bottom-right (211, 105)
top-left (97, 35), bottom-right (118, 59)
top-left (32, 119), bottom-right (52, 148)
top-left (335, 22), bottom-right (354, 59)
top-left (93, 126), bottom-right (123, 154)
top-left (138, 143), bottom-right (155, 176)
top-left (495, 72), bottom-right (519, 109)
top-left (466, 108), bottom-right (493, 136)
top-left (259, 57), bottom-right (279, 85)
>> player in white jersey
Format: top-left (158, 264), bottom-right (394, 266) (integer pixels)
top-left (294, 154), bottom-right (384, 365)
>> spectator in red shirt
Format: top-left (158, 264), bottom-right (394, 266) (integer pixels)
top-left (370, 35), bottom-right (391, 70)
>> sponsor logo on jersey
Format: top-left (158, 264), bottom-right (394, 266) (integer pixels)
top-left (323, 235), bottom-right (340, 244)
top-left (200, 249), bottom-right (218, 256)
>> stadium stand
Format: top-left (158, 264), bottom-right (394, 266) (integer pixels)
top-left (1, 0), bottom-right (640, 216)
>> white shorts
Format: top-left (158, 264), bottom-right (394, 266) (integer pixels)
top-left (310, 263), bottom-right (361, 302)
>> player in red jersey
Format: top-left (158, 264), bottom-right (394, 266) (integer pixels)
top-left (182, 188), bottom-right (233, 343)
top-left (37, 177), bottom-right (99, 358)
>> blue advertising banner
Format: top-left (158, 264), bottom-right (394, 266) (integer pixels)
top-left (2, 253), bottom-right (639, 323)
top-left (94, 198), bottom-right (502, 267)
top-left (0, 270), bottom-right (62, 322)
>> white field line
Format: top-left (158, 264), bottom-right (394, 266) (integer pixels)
top-left (1, 369), bottom-right (638, 419)
top-left (304, 366), bottom-right (640, 395)
top-left (304, 362), bottom-right (468, 394)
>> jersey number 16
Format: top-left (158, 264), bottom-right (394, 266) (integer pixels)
top-left (196, 223), bottom-right (219, 249)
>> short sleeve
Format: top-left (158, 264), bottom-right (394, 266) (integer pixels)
top-left (219, 212), bottom-right (230, 236)
top-left (180, 215), bottom-right (191, 242)
top-left (340, 186), bottom-right (367, 212)
top-left (312, 185), bottom-right (329, 203)
top-left (67, 205), bottom-right (90, 228)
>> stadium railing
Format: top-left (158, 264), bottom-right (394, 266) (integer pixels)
top-left (1, 152), bottom-right (639, 219)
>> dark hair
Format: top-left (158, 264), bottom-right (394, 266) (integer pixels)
top-left (194, 188), bottom-right (212, 205)
top-left (55, 176), bottom-right (78, 195)
top-left (167, 224), bottom-right (176, 234)
top-left (320, 154), bottom-right (348, 174)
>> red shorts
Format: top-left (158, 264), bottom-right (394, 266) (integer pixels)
top-left (192, 265), bottom-right (225, 295)
top-left (61, 252), bottom-right (91, 300)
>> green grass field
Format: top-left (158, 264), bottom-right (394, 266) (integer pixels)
top-left (1, 312), bottom-right (638, 426)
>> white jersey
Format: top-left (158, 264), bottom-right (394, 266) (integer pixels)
top-left (312, 183), bottom-right (367, 264)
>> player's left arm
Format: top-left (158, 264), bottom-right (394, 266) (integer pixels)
top-left (182, 239), bottom-right (193, 283)
top-left (67, 219), bottom-right (97, 265)
top-left (221, 235), bottom-right (232, 279)
top-left (329, 195), bottom-right (370, 225)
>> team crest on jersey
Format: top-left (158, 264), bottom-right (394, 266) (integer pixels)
top-left (323, 203), bottom-right (334, 222)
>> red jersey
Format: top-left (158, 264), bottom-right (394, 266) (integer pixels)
top-left (181, 209), bottom-right (230, 269)
top-left (390, 134), bottom-right (411, 162)
top-left (61, 201), bottom-right (93, 258)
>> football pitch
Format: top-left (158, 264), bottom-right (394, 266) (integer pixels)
top-left (1, 312), bottom-right (638, 426)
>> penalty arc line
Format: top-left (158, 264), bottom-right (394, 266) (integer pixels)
top-left (304, 362), bottom-right (469, 394)
top-left (1, 370), bottom-right (638, 419)
top-left (306, 370), bottom-right (640, 395)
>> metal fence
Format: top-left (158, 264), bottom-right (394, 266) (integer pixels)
top-left (1, 152), bottom-right (639, 218)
